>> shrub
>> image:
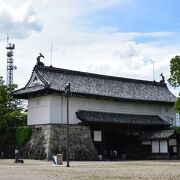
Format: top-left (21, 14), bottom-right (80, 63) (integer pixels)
top-left (16, 127), bottom-right (32, 147)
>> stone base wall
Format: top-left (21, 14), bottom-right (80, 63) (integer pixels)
top-left (21, 125), bottom-right (48, 159)
top-left (23, 124), bottom-right (99, 160)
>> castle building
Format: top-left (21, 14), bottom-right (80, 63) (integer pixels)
top-left (13, 64), bottom-right (178, 160)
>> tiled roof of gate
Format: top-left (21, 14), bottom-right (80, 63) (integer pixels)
top-left (13, 65), bottom-right (176, 103)
top-left (141, 130), bottom-right (175, 140)
top-left (76, 110), bottom-right (170, 127)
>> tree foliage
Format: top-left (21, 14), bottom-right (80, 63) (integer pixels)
top-left (168, 55), bottom-right (180, 113)
top-left (0, 77), bottom-right (28, 154)
top-left (16, 127), bottom-right (32, 147)
top-left (0, 77), bottom-right (27, 130)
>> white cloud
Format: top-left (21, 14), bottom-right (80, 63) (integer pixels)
top-left (49, 31), bottom-right (177, 81)
top-left (0, 0), bottom-right (179, 97)
top-left (0, 0), bottom-right (42, 39)
top-left (43, 0), bottom-right (129, 17)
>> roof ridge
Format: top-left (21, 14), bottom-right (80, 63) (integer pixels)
top-left (35, 65), bottom-right (167, 87)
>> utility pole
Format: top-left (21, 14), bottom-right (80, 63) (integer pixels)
top-left (65, 82), bottom-right (71, 167)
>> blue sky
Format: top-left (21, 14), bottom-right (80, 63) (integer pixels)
top-left (82, 0), bottom-right (180, 48)
top-left (82, 0), bottom-right (180, 47)
top-left (0, 0), bottom-right (179, 96)
top-left (85, 0), bottom-right (180, 32)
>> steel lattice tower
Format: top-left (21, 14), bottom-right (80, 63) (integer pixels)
top-left (6, 36), bottom-right (16, 85)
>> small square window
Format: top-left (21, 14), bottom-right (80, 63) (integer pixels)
top-left (94, 131), bottom-right (102, 142)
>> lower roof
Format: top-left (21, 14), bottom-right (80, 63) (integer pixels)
top-left (76, 110), bottom-right (170, 127)
top-left (141, 130), bottom-right (175, 140)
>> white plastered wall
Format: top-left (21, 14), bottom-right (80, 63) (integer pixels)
top-left (27, 94), bottom-right (176, 125)
top-left (28, 95), bottom-right (51, 125)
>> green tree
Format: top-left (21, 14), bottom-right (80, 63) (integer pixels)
top-left (0, 77), bottom-right (28, 154)
top-left (168, 55), bottom-right (180, 113)
top-left (0, 76), bottom-right (27, 130)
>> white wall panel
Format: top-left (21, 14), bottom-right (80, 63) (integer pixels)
top-left (152, 140), bottom-right (159, 153)
top-left (28, 96), bottom-right (51, 125)
top-left (160, 140), bottom-right (168, 153)
top-left (94, 131), bottom-right (102, 142)
top-left (49, 95), bottom-right (61, 124)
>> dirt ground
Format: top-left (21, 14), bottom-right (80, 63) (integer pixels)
top-left (0, 159), bottom-right (180, 180)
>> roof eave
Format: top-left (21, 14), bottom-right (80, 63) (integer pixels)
top-left (74, 93), bottom-right (175, 104)
top-left (12, 88), bottom-right (176, 104)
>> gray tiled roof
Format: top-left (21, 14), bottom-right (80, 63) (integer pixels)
top-left (141, 130), bottom-right (175, 140)
top-left (13, 65), bottom-right (176, 103)
top-left (76, 110), bottom-right (170, 127)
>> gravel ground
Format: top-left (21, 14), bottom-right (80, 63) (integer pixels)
top-left (0, 159), bottom-right (180, 180)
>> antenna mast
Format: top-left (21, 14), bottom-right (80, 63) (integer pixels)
top-left (6, 35), bottom-right (16, 85)
top-left (152, 60), bottom-right (155, 81)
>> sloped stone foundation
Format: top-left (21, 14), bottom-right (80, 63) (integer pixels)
top-left (25, 124), bottom-right (98, 160)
